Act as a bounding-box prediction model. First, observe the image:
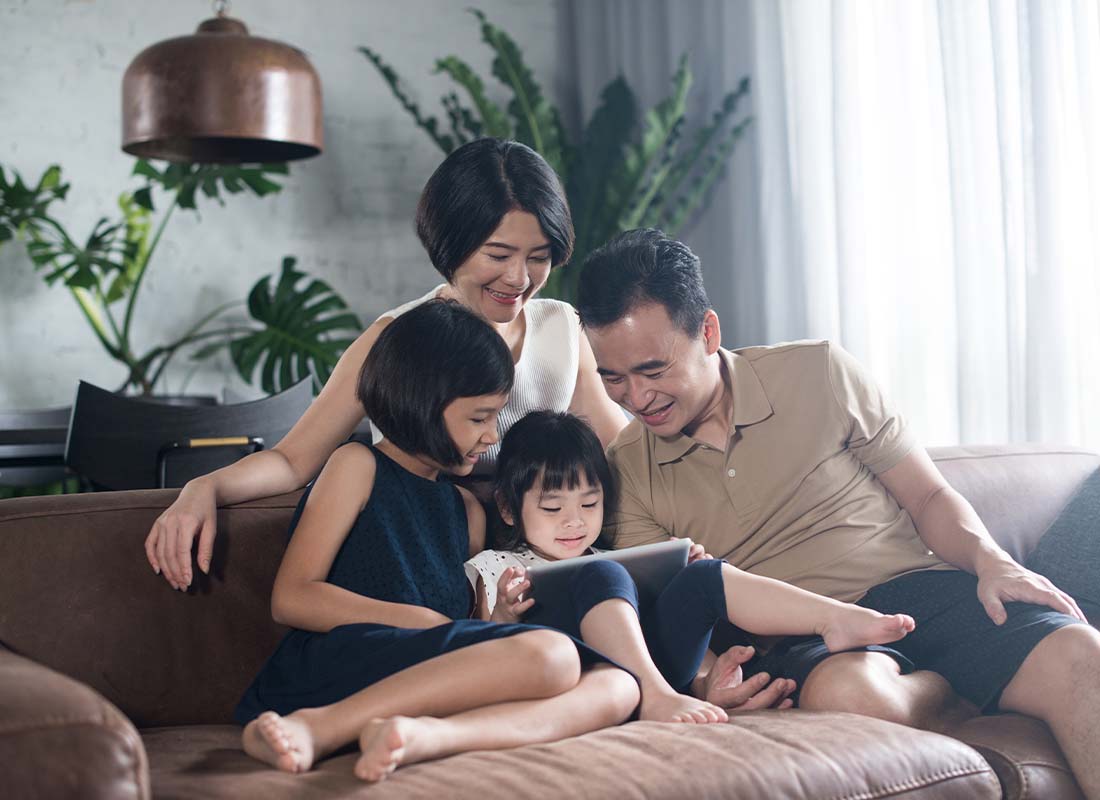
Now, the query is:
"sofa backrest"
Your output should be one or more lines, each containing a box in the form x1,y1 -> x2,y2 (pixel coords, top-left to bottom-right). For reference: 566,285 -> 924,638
0,444 -> 1095,727
0,488 -> 297,727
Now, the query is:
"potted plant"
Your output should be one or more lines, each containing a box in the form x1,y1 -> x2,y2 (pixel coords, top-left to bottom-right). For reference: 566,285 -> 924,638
361,8 -> 752,303
0,160 -> 361,397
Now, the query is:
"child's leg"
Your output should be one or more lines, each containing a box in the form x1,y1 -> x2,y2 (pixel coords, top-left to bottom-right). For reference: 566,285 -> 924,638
569,561 -> 727,724
647,560 -> 732,693
243,628 -> 584,773
715,562 -> 915,650
355,663 -> 639,782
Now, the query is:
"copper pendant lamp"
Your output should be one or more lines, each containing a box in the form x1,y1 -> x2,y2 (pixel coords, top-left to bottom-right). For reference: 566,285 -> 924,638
122,1 -> 322,163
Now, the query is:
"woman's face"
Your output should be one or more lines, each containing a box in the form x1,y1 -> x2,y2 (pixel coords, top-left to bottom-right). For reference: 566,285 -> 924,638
448,210 -> 553,325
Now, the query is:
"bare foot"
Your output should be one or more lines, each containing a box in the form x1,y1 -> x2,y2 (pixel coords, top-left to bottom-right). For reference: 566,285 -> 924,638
355,716 -> 448,782
640,689 -> 728,723
242,711 -> 317,773
821,607 -> 915,653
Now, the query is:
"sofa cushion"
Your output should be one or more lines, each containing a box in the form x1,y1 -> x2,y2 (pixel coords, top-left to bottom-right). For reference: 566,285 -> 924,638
1,648 -> 148,800
145,712 -> 999,800
952,714 -> 1085,800
929,445 -> 1099,563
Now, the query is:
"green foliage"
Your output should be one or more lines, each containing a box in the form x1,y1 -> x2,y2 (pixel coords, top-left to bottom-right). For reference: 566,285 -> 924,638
193,257 -> 362,395
360,9 -> 751,303
0,163 -> 69,246
0,160 -> 357,397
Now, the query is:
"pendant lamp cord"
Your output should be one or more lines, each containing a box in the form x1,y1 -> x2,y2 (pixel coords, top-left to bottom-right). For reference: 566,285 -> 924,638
213,0 -> 229,17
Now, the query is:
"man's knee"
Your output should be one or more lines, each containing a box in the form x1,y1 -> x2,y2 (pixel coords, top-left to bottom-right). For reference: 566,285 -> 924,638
1001,624 -> 1100,718
799,652 -> 922,727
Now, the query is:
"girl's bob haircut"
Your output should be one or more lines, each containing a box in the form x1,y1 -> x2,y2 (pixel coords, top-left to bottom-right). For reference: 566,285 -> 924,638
357,299 -> 514,467
493,411 -> 617,551
415,138 -> 575,280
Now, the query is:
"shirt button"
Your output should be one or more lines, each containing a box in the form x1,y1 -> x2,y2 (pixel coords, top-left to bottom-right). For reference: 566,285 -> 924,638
727,468 -> 737,478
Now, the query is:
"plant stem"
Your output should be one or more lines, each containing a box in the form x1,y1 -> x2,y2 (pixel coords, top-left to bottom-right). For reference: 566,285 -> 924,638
122,196 -> 176,346
144,325 -> 252,390
69,286 -> 123,360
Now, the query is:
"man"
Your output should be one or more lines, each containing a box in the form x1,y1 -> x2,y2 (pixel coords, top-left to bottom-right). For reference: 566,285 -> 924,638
575,228 -> 1099,798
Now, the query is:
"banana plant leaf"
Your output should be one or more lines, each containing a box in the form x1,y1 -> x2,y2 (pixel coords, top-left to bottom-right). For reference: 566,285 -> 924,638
471,9 -> 566,174
216,257 -> 363,395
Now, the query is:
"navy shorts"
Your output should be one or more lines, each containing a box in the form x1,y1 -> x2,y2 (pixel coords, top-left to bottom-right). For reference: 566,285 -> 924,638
713,569 -> 1083,710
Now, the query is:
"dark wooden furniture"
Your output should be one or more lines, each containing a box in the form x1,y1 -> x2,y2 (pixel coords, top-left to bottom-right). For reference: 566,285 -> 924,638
65,379 -> 312,489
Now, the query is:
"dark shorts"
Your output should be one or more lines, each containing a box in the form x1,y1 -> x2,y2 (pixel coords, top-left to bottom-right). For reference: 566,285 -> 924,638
713,569 -> 1083,711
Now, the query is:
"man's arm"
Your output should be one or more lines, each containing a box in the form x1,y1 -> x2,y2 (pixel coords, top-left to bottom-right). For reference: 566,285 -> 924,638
878,447 -> 1085,623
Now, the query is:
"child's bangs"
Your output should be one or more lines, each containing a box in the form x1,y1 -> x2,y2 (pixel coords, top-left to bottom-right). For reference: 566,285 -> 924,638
536,454 -> 604,496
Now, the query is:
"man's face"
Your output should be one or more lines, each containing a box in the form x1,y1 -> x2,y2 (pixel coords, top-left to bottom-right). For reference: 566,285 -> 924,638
586,302 -> 722,437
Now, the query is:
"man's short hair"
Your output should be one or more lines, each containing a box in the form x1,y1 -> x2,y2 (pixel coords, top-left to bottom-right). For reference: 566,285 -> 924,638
416,137 -> 575,281
575,227 -> 711,335
357,300 -> 514,466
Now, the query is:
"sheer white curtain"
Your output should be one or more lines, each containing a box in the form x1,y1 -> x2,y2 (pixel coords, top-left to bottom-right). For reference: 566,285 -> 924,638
567,0 -> 1100,448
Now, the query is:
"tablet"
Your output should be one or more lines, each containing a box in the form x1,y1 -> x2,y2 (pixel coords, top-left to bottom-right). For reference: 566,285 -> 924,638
526,538 -> 692,614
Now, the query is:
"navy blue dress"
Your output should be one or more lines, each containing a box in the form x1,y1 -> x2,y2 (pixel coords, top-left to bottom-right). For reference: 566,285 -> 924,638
235,441 -> 608,724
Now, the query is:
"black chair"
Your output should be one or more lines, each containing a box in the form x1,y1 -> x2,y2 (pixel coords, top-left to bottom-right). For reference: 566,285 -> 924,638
66,379 -> 313,490
0,406 -> 71,489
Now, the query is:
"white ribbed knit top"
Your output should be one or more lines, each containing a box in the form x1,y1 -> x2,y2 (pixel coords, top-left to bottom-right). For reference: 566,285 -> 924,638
370,284 -> 580,476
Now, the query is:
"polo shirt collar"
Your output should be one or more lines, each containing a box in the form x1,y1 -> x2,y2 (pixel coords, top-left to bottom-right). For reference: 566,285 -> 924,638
653,348 -> 774,465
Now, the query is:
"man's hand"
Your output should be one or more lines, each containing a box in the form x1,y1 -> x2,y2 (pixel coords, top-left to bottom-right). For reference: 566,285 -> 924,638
976,557 -> 1085,624
686,539 -> 714,563
490,566 -> 535,623
695,645 -> 795,712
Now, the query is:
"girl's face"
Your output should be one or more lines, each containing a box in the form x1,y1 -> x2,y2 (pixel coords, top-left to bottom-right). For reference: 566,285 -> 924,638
446,210 -> 553,325
509,475 -> 604,561
441,393 -> 509,476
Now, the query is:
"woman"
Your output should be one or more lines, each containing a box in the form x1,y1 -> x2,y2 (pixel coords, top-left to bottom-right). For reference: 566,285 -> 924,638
145,138 -> 626,590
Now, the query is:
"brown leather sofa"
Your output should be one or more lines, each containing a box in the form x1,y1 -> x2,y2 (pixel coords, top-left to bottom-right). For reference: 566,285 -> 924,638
0,444 -> 1094,799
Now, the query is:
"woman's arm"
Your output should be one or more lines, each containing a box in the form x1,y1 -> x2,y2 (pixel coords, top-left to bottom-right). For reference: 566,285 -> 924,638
271,443 -> 450,632
569,329 -> 628,447
146,316 -> 395,590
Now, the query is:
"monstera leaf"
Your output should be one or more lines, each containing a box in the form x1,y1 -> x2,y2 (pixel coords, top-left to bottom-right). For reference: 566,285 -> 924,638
215,257 -> 362,395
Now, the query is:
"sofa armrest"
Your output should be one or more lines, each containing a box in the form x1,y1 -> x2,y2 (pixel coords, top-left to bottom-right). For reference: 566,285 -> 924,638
0,646 -> 149,800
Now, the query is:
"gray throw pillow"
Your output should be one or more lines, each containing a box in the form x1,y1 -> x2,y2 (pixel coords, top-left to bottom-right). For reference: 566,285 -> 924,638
1026,467 -> 1100,625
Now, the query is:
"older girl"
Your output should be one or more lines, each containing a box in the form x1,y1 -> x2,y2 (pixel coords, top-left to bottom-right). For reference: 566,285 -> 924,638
238,302 -> 636,782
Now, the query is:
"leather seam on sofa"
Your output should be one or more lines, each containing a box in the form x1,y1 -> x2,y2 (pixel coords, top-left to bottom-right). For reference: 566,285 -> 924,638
823,764 -> 999,800
0,712 -> 129,737
932,451 -> 1095,463
0,503 -> 300,524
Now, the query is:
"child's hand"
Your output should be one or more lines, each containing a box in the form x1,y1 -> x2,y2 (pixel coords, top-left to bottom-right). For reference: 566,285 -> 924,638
491,566 -> 535,623
686,539 -> 714,563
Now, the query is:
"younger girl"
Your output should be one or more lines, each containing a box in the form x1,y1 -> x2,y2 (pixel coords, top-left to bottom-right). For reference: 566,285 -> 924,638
466,410 -> 917,723
236,302 -> 638,782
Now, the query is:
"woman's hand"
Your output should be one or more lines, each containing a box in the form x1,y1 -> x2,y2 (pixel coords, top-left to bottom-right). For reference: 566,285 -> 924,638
490,566 -> 535,623
145,478 -> 218,590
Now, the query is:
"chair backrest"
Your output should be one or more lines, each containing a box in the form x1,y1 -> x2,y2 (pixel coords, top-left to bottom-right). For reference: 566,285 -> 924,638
65,380 -> 313,490
0,406 -> 71,488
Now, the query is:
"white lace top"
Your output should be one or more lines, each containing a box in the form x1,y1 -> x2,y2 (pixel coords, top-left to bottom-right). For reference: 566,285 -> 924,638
464,546 -> 604,615
371,285 -> 581,475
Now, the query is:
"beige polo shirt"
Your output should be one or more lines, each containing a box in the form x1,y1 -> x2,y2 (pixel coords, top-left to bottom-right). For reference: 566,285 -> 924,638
606,341 -> 952,603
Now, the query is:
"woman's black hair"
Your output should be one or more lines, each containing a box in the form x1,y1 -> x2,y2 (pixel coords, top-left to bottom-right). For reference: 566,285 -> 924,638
493,411 -> 617,551
357,299 -> 513,467
415,138 -> 575,280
